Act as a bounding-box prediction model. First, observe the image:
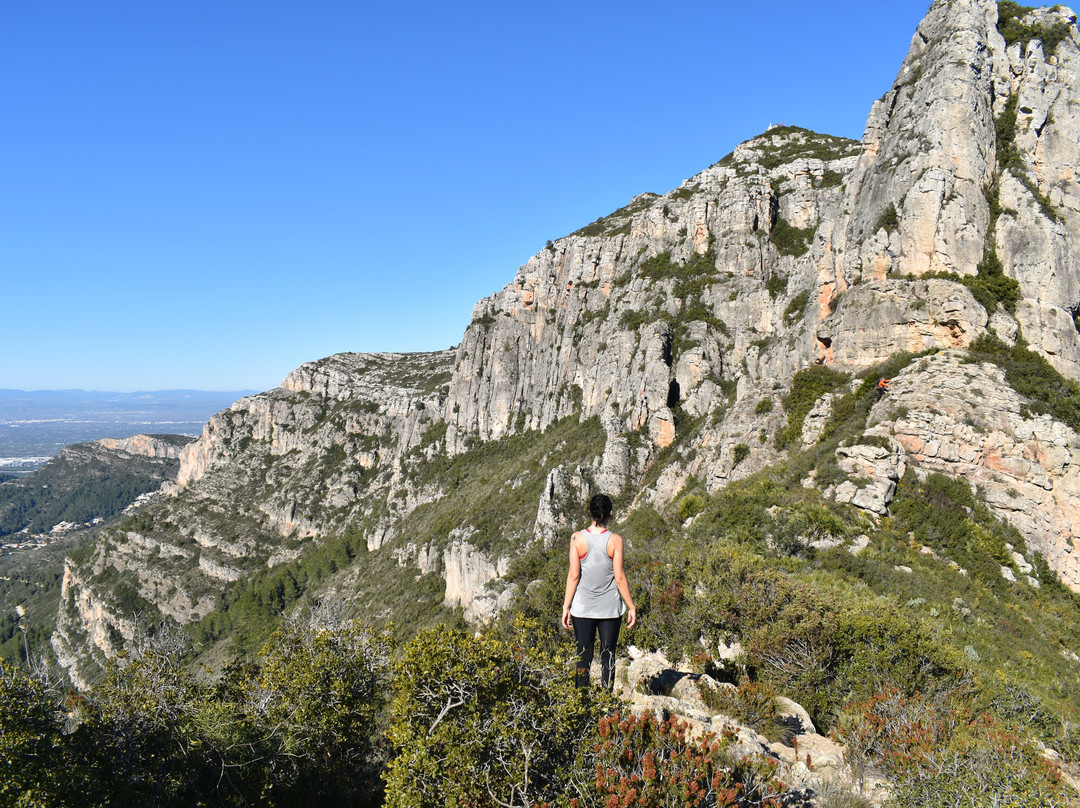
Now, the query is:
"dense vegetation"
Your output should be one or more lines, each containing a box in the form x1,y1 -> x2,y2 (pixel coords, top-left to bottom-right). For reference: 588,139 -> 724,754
0,442 -> 184,537
725,126 -> 861,170
774,365 -> 851,449
968,331 -> 1080,431
6,448 -> 1078,807
769,217 -> 815,258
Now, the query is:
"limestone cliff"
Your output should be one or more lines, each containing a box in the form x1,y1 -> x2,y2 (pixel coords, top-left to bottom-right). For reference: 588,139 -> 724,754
834,0 -> 1080,375
870,350 -> 1080,590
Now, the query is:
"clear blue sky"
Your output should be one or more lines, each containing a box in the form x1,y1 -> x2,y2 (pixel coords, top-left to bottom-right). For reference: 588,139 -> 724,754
2,0 -> 930,392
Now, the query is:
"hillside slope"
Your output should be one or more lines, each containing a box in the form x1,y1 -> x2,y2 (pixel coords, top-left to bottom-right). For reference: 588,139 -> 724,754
0,434 -> 192,540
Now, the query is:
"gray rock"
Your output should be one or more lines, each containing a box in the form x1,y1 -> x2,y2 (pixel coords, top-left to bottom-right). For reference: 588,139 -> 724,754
776,695 -> 817,736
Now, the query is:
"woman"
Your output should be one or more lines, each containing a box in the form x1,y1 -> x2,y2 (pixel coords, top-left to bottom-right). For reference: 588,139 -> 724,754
561,494 -> 636,688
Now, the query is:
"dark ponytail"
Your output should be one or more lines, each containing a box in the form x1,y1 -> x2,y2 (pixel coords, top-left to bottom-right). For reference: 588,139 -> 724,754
588,494 -> 613,526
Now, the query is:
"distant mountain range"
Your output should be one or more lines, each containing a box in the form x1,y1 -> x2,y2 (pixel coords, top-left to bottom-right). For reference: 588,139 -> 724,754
0,388 -> 255,463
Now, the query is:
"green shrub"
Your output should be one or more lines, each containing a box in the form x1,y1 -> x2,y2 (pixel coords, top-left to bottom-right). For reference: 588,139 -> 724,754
384,620 -> 615,808
0,658 -> 96,805
820,169 -> 845,188
838,682 -> 1071,806
775,366 -> 851,449
733,443 -> 751,464
698,677 -> 787,742
998,1 -> 1073,58
248,617 -> 392,804
619,307 -> 663,330
874,203 -> 899,233
889,471 -> 1019,590
755,398 -> 774,415
968,332 -> 1080,432
570,193 -> 658,238
751,126 -> 861,169
676,492 -> 706,521
765,274 -> 789,299
783,290 -> 810,322
769,218 -> 815,257
470,312 -> 496,329
639,246 -> 718,288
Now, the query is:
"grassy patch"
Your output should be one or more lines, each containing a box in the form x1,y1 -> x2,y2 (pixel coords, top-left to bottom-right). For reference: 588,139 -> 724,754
874,203 -> 899,234
570,193 -> 658,238
752,127 -> 862,169
765,274 -> 789,299
783,290 -> 810,322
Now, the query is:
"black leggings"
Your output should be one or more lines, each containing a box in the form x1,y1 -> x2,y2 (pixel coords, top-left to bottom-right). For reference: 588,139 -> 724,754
571,615 -> 621,688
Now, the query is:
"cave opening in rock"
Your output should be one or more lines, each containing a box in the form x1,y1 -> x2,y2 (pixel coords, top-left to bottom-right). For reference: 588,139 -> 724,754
667,380 -> 681,408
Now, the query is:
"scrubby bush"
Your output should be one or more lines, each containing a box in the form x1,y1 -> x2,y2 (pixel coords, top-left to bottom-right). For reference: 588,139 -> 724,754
775,366 -> 851,449
244,611 -> 393,805
783,290 -> 810,322
732,569 -> 962,726
890,470 -> 1027,591
769,218 -> 815,257
874,203 -> 899,233
384,619 -> 615,808
969,332 -> 1080,432
0,658 -> 100,806
0,609 -> 393,808
998,1 -> 1073,58
676,492 -> 707,521
698,678 -> 787,743
578,711 -> 785,808
838,682 -> 1072,807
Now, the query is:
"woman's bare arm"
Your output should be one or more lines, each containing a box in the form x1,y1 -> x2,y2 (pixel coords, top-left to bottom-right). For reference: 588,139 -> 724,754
562,532 -> 582,630
608,532 -> 636,628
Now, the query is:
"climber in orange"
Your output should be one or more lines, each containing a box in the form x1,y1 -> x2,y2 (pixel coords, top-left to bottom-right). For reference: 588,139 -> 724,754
876,378 -> 890,400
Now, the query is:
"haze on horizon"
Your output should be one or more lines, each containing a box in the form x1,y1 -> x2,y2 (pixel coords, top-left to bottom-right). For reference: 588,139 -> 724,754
1,0 -> 932,394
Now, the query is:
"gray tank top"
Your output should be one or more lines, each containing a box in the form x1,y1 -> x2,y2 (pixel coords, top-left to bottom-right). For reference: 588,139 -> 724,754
569,528 -> 625,619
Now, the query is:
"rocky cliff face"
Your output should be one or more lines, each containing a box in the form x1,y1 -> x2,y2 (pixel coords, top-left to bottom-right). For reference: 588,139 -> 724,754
445,126 -> 861,453
834,0 -> 1080,375
95,434 -> 190,460
57,351 -> 455,642
51,0 -> 1080,678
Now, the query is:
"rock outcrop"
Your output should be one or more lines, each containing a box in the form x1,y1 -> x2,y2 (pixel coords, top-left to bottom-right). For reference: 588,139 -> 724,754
869,350 -> 1080,589
95,434 -> 190,460
0,434 -> 194,540
611,651 -> 883,807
